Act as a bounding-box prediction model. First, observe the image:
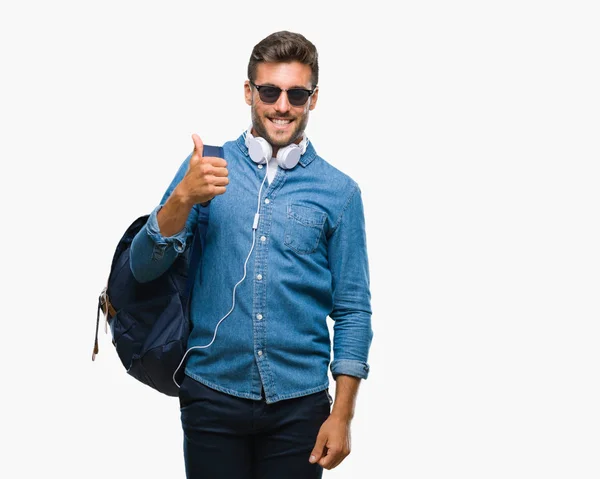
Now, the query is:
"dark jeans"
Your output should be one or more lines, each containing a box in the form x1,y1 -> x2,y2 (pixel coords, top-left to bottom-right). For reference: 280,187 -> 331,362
179,376 -> 332,479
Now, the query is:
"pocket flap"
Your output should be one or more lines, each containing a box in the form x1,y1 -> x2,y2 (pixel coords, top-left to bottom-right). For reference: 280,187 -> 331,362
287,203 -> 326,227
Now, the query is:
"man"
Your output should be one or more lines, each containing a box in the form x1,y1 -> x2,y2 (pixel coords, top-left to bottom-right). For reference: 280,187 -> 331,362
129,30 -> 373,478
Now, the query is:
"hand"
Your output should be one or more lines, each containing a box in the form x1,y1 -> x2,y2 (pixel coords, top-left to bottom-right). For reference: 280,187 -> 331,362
177,134 -> 229,205
309,414 -> 352,470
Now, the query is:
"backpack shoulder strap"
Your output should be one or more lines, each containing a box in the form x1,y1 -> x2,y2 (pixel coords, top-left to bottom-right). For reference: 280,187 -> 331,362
202,145 -> 225,158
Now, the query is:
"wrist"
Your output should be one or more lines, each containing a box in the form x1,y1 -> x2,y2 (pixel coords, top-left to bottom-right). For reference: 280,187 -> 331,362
330,408 -> 354,422
172,185 -> 194,208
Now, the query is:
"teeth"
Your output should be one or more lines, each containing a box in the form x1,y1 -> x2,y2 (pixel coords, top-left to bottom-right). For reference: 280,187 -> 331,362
272,119 -> 291,125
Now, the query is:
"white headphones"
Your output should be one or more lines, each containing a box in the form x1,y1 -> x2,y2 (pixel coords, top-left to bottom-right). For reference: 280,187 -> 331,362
244,126 -> 308,170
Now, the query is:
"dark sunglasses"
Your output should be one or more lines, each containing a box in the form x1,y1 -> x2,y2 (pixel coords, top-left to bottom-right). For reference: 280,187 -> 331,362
250,81 -> 316,107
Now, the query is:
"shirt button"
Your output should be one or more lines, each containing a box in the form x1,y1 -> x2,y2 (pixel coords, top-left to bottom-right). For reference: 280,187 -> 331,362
260,236 -> 266,242
256,274 -> 263,280
257,350 -> 263,356
256,313 -> 263,320
258,164 -> 263,169
264,198 -> 270,204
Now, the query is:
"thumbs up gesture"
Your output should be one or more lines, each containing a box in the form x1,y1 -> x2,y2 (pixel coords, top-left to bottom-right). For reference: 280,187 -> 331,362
177,134 -> 229,206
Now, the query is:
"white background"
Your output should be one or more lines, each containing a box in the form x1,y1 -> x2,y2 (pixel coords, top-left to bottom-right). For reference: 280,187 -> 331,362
1,1 -> 599,478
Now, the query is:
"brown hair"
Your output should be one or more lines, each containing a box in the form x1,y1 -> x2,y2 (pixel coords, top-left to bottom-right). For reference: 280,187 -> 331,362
247,31 -> 319,88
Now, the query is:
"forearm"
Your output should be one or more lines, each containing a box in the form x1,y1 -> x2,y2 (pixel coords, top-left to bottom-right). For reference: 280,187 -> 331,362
129,192 -> 199,283
157,186 -> 194,237
129,153 -> 201,283
128,206 -> 185,283
331,375 -> 361,421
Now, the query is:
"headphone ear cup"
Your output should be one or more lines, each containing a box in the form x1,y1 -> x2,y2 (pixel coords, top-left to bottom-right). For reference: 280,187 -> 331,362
247,136 -> 272,164
276,144 -> 301,169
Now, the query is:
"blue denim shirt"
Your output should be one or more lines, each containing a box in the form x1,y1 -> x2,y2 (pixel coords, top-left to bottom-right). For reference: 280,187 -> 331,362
129,133 -> 373,403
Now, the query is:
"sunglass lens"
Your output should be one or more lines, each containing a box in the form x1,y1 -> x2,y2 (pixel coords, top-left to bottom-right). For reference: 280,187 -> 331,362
287,89 -> 310,106
258,87 -> 281,103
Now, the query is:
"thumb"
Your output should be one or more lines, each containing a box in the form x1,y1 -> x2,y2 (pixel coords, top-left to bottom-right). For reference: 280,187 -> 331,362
191,133 -> 204,159
309,431 -> 327,464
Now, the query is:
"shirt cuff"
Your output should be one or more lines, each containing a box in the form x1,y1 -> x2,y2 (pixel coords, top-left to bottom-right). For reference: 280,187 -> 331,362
330,359 -> 370,380
145,204 -> 188,254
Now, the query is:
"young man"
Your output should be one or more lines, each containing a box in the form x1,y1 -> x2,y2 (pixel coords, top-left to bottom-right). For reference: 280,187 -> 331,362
129,31 -> 373,478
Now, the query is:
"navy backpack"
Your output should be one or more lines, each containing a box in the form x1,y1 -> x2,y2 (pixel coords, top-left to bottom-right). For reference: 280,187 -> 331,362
93,145 -> 223,397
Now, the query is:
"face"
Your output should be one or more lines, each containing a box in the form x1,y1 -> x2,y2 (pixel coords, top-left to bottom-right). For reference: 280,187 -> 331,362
244,61 -> 319,154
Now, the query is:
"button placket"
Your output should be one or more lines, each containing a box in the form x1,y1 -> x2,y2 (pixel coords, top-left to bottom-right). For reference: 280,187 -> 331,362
251,169 -> 286,402
253,196 -> 269,378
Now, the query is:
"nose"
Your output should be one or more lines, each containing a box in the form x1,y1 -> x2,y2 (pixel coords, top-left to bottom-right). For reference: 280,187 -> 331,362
274,90 -> 291,114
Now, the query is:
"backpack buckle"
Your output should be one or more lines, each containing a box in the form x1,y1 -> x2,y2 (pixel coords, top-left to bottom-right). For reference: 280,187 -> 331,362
99,287 -> 116,320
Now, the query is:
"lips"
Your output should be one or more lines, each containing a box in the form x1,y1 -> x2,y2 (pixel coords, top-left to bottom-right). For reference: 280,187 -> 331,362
269,118 -> 293,130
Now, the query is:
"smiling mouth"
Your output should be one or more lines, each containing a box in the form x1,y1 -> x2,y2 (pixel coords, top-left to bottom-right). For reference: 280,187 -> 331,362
269,118 -> 293,129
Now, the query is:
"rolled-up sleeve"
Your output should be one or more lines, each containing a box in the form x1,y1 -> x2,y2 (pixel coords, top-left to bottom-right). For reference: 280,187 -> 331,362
145,203 -> 190,254
328,184 -> 373,380
129,153 -> 201,283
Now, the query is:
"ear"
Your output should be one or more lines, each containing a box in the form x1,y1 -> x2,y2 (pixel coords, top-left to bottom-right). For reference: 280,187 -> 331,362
308,87 -> 319,111
244,81 -> 253,106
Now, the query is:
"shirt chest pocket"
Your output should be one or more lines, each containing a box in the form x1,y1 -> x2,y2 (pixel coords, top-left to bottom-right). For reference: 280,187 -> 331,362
284,204 -> 327,255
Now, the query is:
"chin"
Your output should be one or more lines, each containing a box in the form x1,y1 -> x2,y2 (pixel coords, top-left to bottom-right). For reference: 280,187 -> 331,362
269,132 -> 295,147
266,124 -> 301,146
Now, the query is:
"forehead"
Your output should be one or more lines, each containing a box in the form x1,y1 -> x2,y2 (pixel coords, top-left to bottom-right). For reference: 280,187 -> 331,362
255,61 -> 312,89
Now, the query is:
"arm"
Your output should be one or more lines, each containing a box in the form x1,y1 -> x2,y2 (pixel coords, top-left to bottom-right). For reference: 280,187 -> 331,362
328,184 -> 373,379
129,135 -> 228,283
156,188 -> 196,237
129,153 -> 200,283
309,184 -> 373,470
331,374 -> 361,421
309,375 -> 360,469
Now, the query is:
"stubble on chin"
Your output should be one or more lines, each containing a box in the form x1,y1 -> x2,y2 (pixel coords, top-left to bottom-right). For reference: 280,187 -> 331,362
251,108 -> 308,148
